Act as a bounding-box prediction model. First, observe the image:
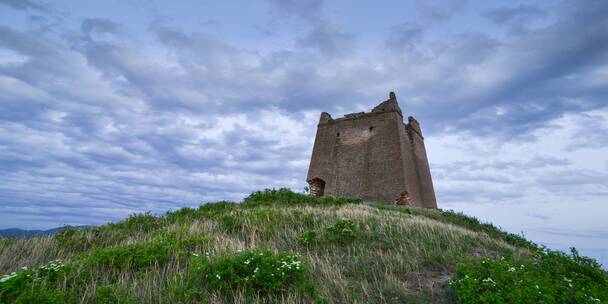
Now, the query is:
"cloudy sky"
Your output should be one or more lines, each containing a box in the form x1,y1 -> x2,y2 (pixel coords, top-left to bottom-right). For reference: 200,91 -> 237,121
1,0 -> 607,265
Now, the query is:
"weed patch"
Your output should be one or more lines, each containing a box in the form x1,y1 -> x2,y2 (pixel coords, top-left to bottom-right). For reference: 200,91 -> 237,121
111,212 -> 161,233
190,249 -> 313,295
323,219 -> 358,244
165,207 -> 198,223
243,188 -> 362,206
0,260 -> 70,303
198,201 -> 237,215
298,230 -> 318,245
244,188 -> 317,205
450,248 -> 608,303
85,241 -> 172,270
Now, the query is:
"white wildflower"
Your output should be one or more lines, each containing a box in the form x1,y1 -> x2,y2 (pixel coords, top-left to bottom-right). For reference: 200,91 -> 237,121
216,274 -> 221,279
0,272 -> 19,283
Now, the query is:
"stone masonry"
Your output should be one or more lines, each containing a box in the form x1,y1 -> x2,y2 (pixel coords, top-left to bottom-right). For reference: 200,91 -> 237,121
306,92 -> 437,208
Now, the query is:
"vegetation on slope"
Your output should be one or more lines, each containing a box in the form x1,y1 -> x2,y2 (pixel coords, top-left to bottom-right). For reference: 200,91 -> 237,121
0,188 -> 606,303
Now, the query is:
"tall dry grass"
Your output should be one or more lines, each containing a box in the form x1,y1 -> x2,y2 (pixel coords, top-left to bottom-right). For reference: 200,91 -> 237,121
0,202 -> 529,303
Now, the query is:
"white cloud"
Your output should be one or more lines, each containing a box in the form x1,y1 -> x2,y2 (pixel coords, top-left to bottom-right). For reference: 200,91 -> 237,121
0,0 -> 607,266
429,107 -> 608,267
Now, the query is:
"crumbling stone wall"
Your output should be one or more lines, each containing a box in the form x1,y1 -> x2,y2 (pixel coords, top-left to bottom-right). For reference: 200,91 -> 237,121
308,178 -> 325,197
306,92 -> 437,208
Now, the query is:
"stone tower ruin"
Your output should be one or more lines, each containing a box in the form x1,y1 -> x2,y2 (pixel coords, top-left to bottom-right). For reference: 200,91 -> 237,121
306,92 -> 437,208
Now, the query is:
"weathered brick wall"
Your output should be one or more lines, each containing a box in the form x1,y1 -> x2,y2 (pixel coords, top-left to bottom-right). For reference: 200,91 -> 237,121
406,117 -> 437,208
398,120 -> 424,206
306,93 -> 437,208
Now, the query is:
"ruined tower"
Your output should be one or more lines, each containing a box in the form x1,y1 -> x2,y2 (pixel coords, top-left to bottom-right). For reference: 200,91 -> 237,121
306,92 -> 437,208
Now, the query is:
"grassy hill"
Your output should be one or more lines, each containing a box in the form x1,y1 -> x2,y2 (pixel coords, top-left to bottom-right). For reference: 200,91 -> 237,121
0,189 -> 606,303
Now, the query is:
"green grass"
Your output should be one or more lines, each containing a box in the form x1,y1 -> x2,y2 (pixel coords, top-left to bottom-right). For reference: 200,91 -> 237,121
0,188 -> 605,303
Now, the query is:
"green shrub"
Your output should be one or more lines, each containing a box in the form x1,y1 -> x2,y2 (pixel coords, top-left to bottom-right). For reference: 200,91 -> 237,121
450,248 -> 608,304
0,260 -> 71,303
198,201 -> 237,216
111,212 -> 161,233
85,241 -> 171,270
152,229 -> 213,253
323,219 -> 358,244
244,188 -> 317,205
298,230 -> 318,245
190,249 -> 311,294
179,235 -> 212,252
1,270 -> 35,302
165,202 -> 238,223
165,207 -> 198,223
297,219 -> 358,246
243,188 -> 362,206
4,285 -> 70,304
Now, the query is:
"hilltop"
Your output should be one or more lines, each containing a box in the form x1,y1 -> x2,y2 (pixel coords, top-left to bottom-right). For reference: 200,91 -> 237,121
0,189 -> 606,303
